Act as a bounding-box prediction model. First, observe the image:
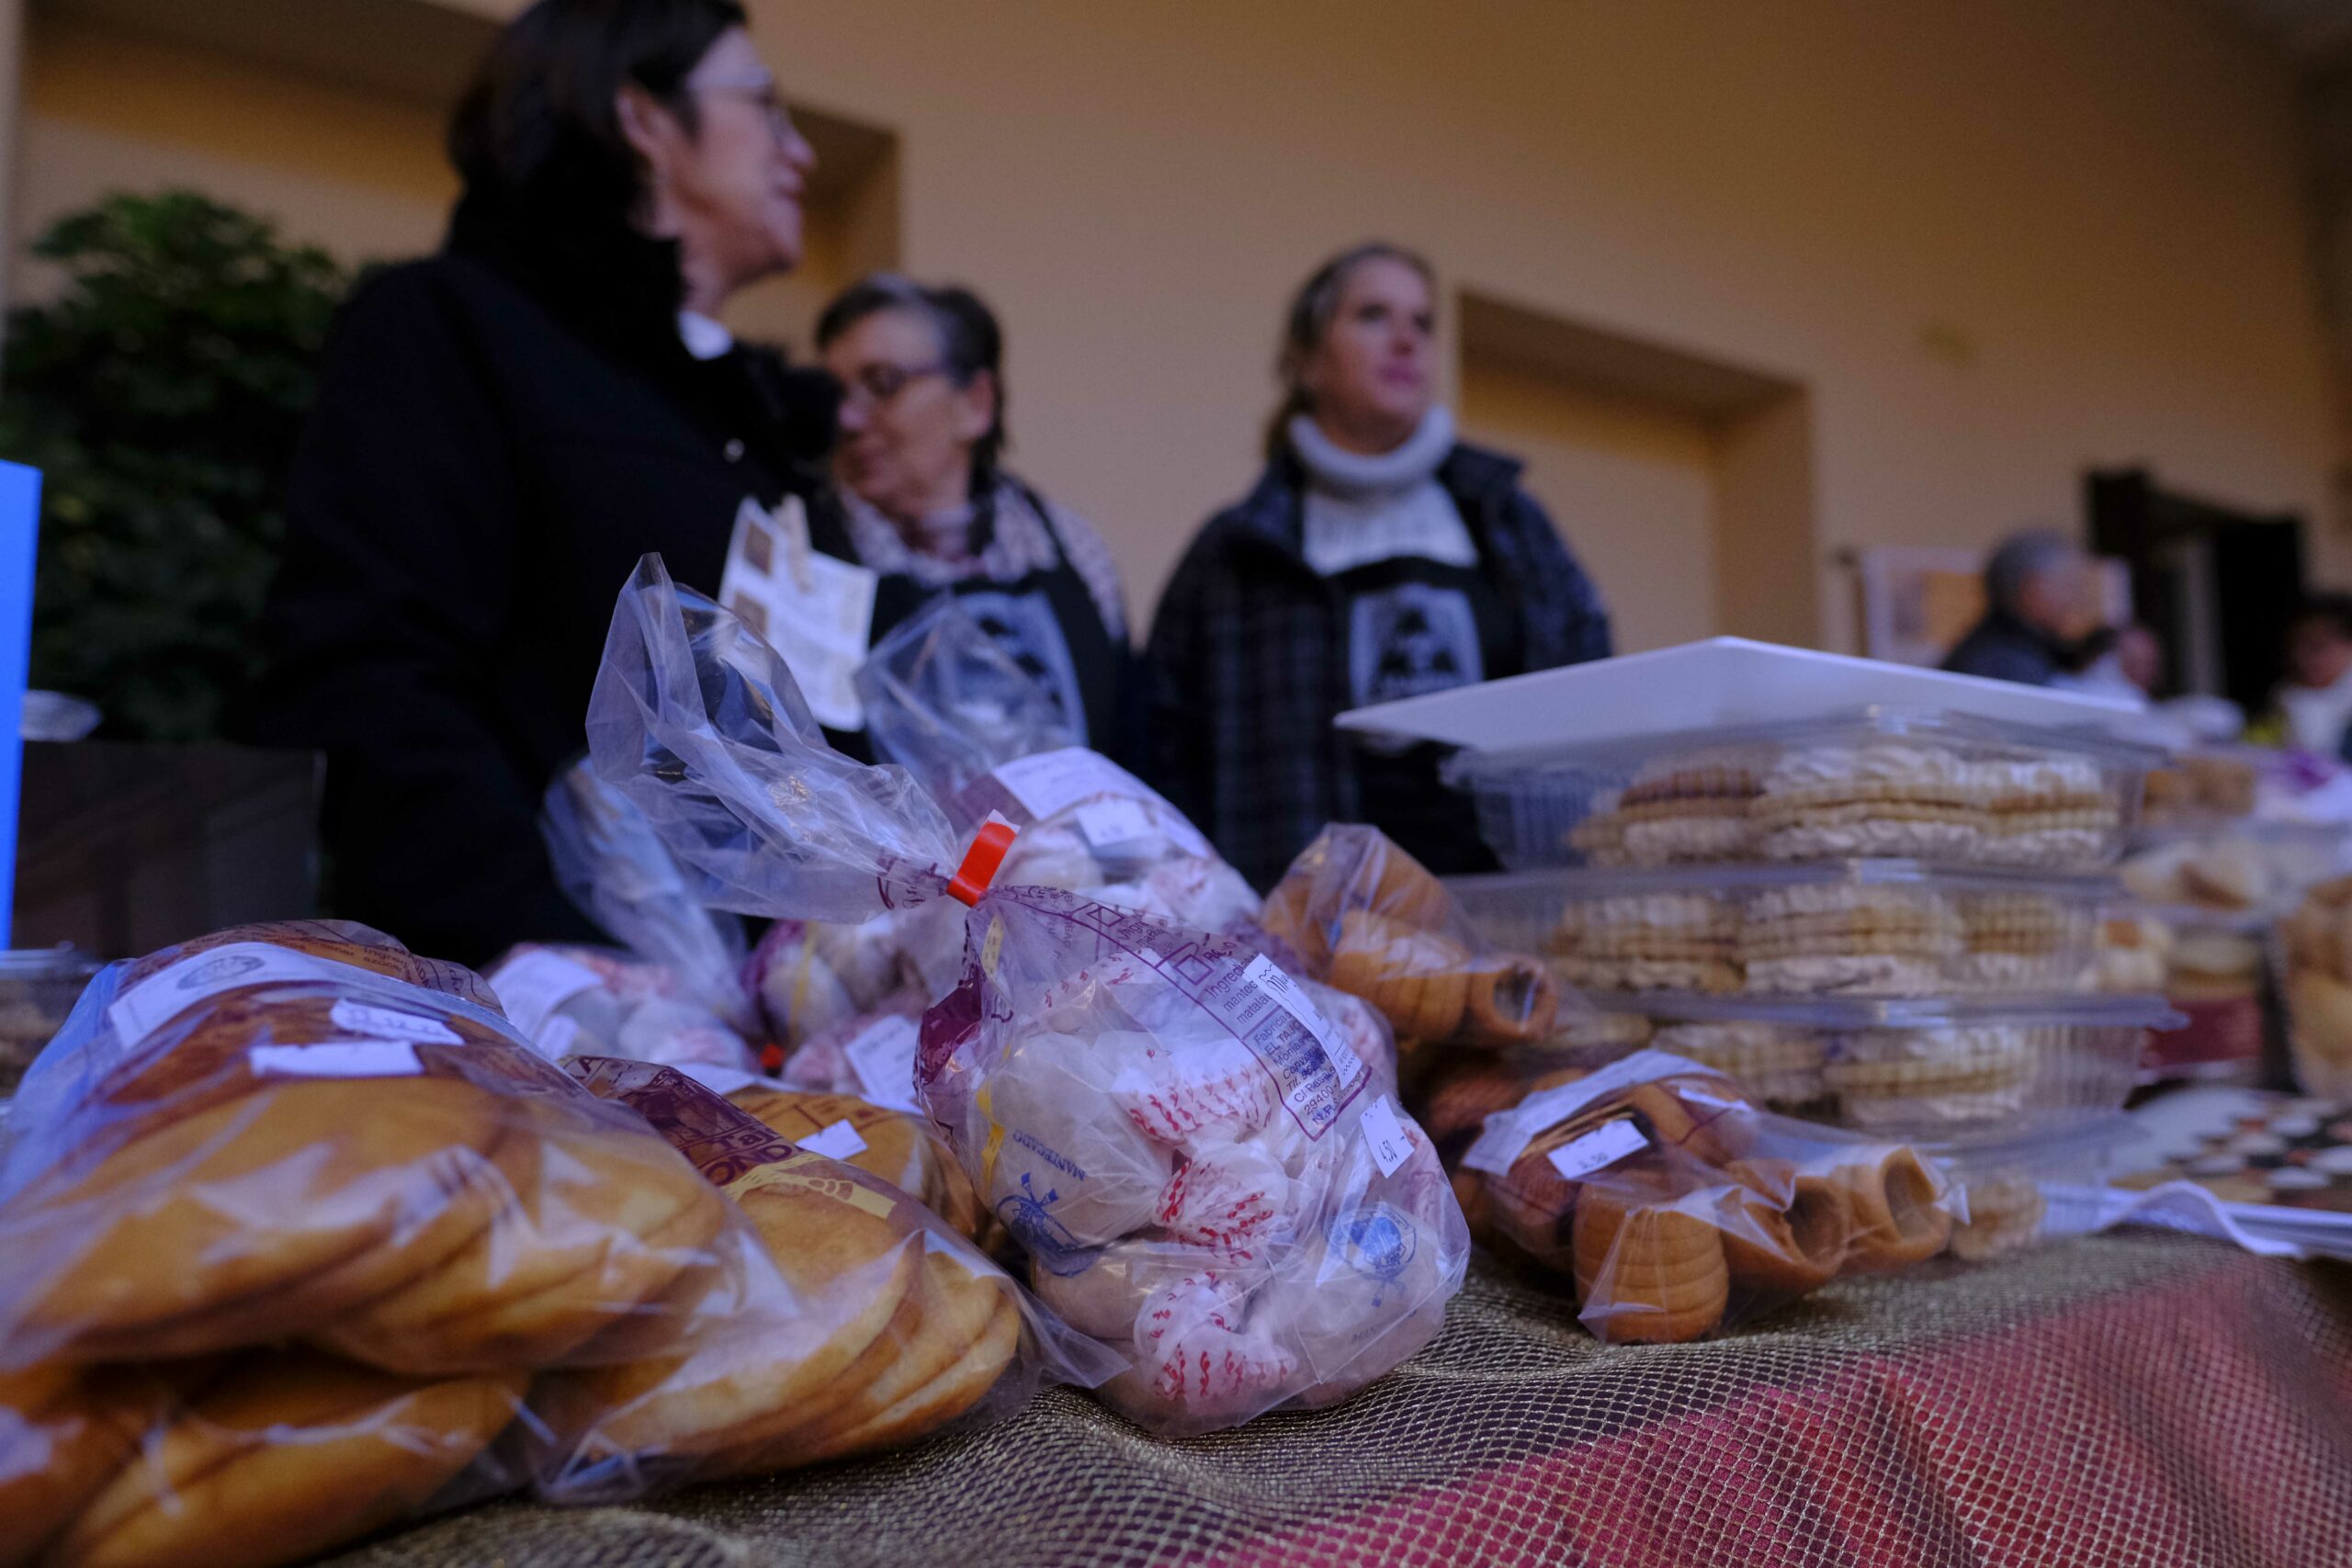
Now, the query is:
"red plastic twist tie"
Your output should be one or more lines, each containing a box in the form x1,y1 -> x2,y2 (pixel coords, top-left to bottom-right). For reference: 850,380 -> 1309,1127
947,819 -> 1017,907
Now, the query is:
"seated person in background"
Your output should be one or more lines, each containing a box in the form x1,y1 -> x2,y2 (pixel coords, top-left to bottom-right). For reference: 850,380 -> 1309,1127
2053,621 -> 2162,703
812,275 -> 1136,762
1145,242 -> 1611,889
2254,594 -> 2352,759
1940,529 -> 2099,687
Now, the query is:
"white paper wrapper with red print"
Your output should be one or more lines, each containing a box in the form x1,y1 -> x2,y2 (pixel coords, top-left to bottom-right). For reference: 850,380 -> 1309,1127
586,557 -> 1468,1435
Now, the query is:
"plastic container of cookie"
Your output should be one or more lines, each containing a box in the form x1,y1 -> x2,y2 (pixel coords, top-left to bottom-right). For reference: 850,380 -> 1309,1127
1549,990 -> 2181,1146
1440,707 -> 2164,874
1445,862 -> 2117,998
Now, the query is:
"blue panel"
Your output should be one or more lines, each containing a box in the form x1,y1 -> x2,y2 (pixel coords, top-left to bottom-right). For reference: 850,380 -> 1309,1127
0,462 -> 42,949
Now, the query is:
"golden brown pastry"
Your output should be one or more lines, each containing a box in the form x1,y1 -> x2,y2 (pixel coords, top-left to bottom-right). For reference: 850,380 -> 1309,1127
6,1077 -> 516,1364
46,1351 -> 521,1568
726,1086 -> 983,1240
0,1362 -> 183,1568
1837,1148 -> 1952,1269
1458,957 -> 1561,1046
1327,911 -> 1471,1043
1570,1185 -> 1729,1345
1713,1160 -> 1847,1294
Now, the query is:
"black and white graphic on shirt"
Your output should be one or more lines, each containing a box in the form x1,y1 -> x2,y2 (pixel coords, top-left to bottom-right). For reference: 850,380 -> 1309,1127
1348,582 -> 1484,707
954,587 -> 1091,745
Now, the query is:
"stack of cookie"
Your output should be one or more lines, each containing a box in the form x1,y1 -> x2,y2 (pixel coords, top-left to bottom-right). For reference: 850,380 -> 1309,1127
1442,710 -> 2179,1258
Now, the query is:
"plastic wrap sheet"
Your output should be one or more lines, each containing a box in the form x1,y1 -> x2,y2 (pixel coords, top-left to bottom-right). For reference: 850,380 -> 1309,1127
317,1235 -> 2352,1568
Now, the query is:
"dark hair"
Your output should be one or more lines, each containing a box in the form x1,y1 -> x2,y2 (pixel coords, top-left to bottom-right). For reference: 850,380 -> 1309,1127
2290,592 -> 2352,643
816,273 -> 1010,487
1264,241 -> 1435,459
448,0 -> 746,229
1982,527 -> 2081,617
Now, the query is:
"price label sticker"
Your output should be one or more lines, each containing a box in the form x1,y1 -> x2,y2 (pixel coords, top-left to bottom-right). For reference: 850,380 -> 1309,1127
249,1042 -> 423,1079
1546,1119 -> 1648,1181
1359,1094 -> 1414,1178
489,950 -> 603,1040
330,999 -> 462,1046
1076,798 -> 1156,851
845,1015 -> 922,1113
799,1119 -> 870,1161
1241,953 -> 1365,1086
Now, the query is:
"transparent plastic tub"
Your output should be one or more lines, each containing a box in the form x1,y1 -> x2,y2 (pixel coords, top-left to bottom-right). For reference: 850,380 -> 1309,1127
0,945 -> 101,1098
1933,1119 -> 2131,1261
1440,707 -> 2162,874
2278,874 -> 2352,1097
2095,904 -> 2271,1085
2117,820 -> 2351,919
1546,990 -> 2177,1147
1446,863 -> 2118,998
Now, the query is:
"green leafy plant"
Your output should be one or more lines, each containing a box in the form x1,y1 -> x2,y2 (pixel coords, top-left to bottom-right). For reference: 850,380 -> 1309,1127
0,190 -> 348,741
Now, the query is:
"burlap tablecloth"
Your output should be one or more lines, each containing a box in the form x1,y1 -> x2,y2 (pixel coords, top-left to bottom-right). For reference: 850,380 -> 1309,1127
327,1233 -> 2352,1568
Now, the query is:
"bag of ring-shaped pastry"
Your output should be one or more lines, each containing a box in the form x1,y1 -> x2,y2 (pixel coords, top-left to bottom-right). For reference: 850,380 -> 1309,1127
0,920 -> 1108,1568
1433,1048 -> 1964,1344
1261,823 -> 1578,1058
590,556 -> 1470,1435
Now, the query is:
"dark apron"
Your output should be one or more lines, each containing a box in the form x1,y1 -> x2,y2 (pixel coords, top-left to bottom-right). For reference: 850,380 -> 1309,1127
1330,547 -> 1521,876
807,482 -> 1122,761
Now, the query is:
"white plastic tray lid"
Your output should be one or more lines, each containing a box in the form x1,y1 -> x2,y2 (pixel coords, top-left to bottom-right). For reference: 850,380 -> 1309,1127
1335,637 -> 2143,750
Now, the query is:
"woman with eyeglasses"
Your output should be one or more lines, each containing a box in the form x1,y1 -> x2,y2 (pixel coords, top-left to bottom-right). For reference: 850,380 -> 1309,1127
808,275 -> 1134,759
256,0 -> 831,964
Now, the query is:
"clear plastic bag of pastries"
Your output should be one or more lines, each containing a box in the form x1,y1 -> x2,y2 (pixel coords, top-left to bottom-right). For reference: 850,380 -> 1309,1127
537,1057 -> 1114,1497
0,921 -> 772,1379
1449,1049 -> 1963,1344
2,1349 -> 526,1568
719,1081 -> 986,1242
854,593 -> 1264,937
1261,825 -> 1568,1055
584,557 -> 1469,1436
0,921 -> 809,1566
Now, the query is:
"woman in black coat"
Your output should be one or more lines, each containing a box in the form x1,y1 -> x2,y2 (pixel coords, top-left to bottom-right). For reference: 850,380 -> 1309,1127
257,0 -> 831,964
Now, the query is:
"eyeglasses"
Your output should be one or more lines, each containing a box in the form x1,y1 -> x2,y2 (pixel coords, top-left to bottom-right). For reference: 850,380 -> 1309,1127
686,73 -> 797,147
838,361 -> 953,408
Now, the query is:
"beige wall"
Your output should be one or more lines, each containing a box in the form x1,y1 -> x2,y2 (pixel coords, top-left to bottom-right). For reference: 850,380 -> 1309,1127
1458,361 -> 1718,653
11,0 -> 2339,655
13,17 -> 454,291
730,0 -> 2337,649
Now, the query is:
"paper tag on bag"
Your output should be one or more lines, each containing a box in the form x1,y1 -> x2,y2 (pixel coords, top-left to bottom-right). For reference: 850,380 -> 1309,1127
1360,1095 -> 1413,1178
1241,953 -> 1365,1086
329,998 -> 463,1046
1462,1048 -> 1719,1175
107,942 -> 365,1044
534,1015 -> 581,1061
249,1042 -> 422,1079
1545,1119 -> 1648,1181
798,1119 -> 870,1160
1076,797 -> 1156,851
718,495 -> 877,732
844,1014 -> 923,1113
987,749 -> 1213,857
488,950 -> 603,1040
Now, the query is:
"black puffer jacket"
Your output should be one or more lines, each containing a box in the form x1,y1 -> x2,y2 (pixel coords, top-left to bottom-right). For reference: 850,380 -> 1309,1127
254,196 -> 839,965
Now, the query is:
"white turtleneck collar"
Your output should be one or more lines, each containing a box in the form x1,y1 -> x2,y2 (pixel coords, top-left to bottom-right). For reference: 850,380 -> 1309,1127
1288,406 -> 1476,576
1288,405 -> 1455,498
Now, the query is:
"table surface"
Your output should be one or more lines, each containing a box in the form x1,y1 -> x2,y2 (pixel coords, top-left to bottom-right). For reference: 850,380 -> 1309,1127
327,1233 -> 2352,1568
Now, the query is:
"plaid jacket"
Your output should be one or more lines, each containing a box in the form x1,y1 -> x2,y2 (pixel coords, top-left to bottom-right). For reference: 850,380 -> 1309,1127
1144,442 -> 1611,890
